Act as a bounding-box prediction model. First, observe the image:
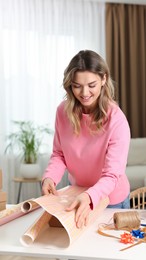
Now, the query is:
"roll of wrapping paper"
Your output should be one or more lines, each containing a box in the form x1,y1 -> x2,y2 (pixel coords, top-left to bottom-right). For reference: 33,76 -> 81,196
0,199 -> 40,226
113,211 -> 141,229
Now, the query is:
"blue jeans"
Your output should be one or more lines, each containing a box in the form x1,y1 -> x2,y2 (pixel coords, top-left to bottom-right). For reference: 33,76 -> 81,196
107,195 -> 130,209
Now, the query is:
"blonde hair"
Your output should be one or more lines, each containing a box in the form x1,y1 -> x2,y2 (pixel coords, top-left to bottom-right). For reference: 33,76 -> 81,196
63,50 -> 115,134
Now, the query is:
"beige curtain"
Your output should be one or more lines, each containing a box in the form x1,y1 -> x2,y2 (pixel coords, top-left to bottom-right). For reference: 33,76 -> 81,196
106,3 -> 146,137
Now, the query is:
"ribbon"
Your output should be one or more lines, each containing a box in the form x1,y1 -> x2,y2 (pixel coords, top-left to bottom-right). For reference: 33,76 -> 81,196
120,232 -> 134,244
131,229 -> 145,239
97,223 -> 146,250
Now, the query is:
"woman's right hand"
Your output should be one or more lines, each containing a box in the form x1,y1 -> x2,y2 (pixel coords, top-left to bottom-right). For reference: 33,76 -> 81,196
42,178 -> 58,195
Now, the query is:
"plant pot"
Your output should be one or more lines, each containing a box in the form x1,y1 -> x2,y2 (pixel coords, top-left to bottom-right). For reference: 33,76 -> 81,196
20,163 -> 41,179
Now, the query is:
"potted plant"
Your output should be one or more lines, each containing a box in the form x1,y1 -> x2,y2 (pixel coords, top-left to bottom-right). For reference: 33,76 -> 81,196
5,121 -> 53,178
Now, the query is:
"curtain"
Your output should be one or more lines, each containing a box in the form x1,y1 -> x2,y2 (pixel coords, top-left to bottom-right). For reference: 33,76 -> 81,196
106,3 -> 146,138
0,0 -> 106,203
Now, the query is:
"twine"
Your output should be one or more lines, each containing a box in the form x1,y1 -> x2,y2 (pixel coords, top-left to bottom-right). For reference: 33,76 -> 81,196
113,211 -> 141,230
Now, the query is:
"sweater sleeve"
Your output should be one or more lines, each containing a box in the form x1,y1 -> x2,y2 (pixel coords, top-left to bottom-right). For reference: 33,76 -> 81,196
86,114 -> 131,209
42,107 -> 67,185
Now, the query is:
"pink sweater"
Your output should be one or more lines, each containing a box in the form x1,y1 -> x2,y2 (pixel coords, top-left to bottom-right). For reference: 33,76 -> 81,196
43,101 -> 130,208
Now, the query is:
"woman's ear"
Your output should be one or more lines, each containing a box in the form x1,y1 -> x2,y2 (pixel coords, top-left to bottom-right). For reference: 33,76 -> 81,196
102,74 -> 106,86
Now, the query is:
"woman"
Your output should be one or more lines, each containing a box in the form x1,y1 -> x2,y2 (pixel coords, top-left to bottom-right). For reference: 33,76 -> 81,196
42,50 -> 131,228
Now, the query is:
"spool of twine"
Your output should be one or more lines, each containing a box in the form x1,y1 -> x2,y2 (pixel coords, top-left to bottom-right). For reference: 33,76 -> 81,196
113,211 -> 141,229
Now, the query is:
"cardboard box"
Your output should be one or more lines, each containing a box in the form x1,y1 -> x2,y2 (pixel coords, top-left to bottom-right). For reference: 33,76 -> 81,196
0,201 -> 6,211
0,170 -> 2,190
0,171 -> 7,211
0,191 -> 6,211
0,191 -> 7,202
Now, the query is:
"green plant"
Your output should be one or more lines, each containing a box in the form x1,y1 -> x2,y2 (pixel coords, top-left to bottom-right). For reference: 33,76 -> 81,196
5,121 -> 53,164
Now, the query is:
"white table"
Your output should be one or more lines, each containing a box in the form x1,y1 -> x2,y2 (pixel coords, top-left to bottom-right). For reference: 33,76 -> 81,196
0,207 -> 146,260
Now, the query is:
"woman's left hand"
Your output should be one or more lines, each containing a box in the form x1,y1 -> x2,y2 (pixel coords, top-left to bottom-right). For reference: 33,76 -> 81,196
66,192 -> 92,228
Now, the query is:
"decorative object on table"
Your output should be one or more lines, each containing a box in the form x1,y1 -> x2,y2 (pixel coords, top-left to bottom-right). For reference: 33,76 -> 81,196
97,210 -> 146,251
131,229 -> 145,239
5,121 -> 53,178
120,232 -> 134,244
113,211 -> 141,229
0,169 -> 7,211
120,230 -> 146,251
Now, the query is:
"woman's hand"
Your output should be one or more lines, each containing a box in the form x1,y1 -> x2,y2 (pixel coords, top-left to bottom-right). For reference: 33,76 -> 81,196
66,192 -> 92,228
42,178 -> 58,195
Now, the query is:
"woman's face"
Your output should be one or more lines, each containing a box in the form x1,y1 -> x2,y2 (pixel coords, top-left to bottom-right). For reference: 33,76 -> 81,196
71,71 -> 106,113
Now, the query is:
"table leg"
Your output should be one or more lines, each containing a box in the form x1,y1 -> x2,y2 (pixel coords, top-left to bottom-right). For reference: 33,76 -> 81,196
39,181 -> 42,193
17,182 -> 22,204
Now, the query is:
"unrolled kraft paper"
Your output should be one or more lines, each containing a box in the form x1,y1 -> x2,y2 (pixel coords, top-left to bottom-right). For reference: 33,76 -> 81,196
20,185 -> 109,249
113,211 -> 141,229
